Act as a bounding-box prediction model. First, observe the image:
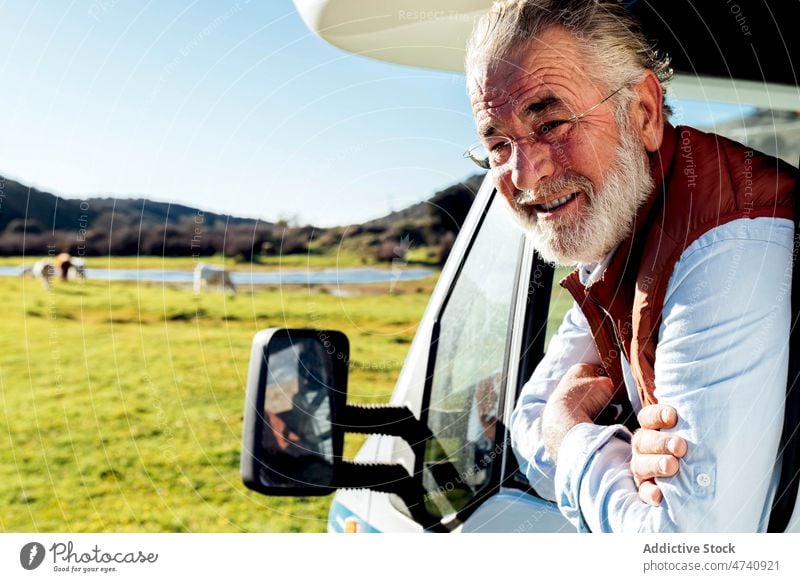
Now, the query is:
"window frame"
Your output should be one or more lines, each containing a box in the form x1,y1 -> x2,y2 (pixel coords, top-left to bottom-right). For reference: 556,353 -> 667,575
501,248 -> 555,495
414,189 -> 530,527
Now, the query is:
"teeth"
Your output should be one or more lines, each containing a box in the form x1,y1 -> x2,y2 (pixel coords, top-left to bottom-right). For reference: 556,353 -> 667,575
539,192 -> 577,211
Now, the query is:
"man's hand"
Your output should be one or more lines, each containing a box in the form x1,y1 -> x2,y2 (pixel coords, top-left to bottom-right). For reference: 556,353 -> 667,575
541,363 -> 615,461
631,404 -> 687,506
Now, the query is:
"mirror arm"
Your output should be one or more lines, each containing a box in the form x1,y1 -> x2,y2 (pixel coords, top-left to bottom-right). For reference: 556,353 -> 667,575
336,460 -> 447,532
336,406 -> 451,531
339,404 -> 431,446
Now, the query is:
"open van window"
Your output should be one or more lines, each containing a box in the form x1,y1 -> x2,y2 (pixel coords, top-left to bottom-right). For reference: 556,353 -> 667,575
419,193 -> 524,518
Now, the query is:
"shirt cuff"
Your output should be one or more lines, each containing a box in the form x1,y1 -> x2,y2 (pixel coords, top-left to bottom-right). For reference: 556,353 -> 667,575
554,422 -> 632,532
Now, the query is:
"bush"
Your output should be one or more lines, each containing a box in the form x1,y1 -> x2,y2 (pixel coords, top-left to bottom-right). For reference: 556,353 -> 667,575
277,228 -> 309,255
140,225 -> 188,256
0,231 -> 29,254
223,223 -> 275,261
386,223 -> 429,246
428,175 -> 482,233
225,233 -> 259,262
109,226 -> 142,255
438,231 -> 456,265
375,239 -> 408,263
5,218 -> 45,234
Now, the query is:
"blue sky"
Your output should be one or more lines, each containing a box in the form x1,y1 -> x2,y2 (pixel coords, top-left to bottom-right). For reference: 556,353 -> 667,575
0,0 -> 754,227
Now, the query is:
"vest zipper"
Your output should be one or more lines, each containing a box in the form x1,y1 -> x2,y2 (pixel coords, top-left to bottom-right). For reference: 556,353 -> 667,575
561,273 -> 629,369
561,272 -> 638,429
588,295 -> 630,365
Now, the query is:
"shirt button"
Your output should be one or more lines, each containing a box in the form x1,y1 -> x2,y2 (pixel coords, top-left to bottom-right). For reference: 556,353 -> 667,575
696,473 -> 712,487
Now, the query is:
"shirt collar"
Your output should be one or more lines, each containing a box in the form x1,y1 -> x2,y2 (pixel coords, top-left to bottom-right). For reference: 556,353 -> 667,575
578,244 -> 619,287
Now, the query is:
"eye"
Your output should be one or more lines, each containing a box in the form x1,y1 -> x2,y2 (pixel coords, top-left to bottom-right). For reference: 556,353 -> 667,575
537,118 -> 571,137
489,139 -> 512,153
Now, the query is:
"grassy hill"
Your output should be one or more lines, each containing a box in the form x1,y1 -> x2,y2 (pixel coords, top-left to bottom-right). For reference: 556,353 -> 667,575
0,173 -> 485,264
0,176 -> 265,235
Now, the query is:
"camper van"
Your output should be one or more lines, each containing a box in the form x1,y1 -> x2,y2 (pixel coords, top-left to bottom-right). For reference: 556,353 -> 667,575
241,0 -> 800,533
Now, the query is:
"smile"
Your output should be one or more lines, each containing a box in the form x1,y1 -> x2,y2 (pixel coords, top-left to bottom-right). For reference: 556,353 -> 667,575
535,192 -> 579,213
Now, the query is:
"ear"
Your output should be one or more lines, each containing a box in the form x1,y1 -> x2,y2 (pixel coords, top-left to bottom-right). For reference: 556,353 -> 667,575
631,70 -> 664,152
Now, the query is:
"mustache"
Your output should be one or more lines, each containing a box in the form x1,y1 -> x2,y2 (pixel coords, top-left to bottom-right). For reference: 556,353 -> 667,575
514,174 -> 594,206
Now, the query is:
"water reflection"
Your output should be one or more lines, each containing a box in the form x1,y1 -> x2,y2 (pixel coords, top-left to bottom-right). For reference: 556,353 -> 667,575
1,266 -> 433,285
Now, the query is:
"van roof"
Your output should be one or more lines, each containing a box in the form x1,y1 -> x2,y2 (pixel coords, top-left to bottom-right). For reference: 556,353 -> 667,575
294,0 -> 799,110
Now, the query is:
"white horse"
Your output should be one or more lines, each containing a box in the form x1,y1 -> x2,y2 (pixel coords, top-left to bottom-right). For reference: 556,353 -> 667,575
68,257 -> 87,280
31,259 -> 56,289
193,263 -> 236,294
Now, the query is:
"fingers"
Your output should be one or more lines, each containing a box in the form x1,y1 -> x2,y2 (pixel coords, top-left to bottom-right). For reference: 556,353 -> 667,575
631,427 -> 687,507
631,404 -> 685,509
632,428 -> 688,458
631,451 -> 680,484
637,403 -> 679,430
638,479 -> 663,506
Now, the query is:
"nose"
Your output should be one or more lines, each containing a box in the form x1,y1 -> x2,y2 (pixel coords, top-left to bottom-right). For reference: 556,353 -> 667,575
507,139 -> 556,192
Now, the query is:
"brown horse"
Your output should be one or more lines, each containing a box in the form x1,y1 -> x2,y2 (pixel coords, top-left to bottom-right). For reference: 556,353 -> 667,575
55,253 -> 73,281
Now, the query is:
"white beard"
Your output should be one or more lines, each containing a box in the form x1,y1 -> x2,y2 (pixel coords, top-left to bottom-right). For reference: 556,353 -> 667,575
507,121 -> 654,266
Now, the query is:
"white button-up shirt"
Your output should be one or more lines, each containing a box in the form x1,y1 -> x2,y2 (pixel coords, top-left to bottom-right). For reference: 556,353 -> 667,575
511,216 -> 794,532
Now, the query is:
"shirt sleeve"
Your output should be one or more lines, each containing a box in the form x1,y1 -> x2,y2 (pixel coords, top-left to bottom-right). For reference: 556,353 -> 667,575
510,300 -> 602,501
554,217 -> 793,532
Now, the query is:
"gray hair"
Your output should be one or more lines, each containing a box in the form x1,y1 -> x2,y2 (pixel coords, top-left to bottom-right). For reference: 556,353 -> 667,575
465,0 -> 673,116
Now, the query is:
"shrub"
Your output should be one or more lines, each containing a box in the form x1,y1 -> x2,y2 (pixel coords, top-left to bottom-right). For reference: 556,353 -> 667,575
375,239 -> 408,263
438,231 -> 456,265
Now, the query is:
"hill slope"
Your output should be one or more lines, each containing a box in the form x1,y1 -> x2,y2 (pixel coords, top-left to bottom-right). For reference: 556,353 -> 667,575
0,173 -> 485,259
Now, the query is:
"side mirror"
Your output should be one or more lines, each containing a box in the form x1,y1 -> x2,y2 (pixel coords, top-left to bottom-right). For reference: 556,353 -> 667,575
240,328 -> 448,530
240,329 -> 348,496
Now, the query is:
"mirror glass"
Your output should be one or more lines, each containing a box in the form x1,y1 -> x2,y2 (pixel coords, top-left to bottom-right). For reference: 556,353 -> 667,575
259,335 -> 335,488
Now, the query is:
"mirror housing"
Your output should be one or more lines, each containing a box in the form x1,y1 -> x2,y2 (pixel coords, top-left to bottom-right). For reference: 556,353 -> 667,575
240,328 -> 448,530
240,328 -> 349,497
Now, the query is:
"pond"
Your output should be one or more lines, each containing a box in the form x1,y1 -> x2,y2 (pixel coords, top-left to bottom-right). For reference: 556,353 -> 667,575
1,265 -> 434,285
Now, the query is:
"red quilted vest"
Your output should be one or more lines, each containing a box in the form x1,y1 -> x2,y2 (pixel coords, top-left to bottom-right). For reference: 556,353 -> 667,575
561,123 -> 797,412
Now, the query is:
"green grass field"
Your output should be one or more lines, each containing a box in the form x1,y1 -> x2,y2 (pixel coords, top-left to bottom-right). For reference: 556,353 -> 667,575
0,258 -> 571,533
0,259 -> 438,533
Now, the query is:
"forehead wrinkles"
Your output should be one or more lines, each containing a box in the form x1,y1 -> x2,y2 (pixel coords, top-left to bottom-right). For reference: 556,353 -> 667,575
471,65 -> 544,123
472,69 -> 571,129
469,27 -> 596,121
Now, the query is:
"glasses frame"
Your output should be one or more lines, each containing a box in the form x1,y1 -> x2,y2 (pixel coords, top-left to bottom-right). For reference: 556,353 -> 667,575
463,83 -> 628,170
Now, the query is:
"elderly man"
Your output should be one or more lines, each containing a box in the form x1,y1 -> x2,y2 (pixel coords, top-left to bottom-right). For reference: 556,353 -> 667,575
464,0 -> 797,531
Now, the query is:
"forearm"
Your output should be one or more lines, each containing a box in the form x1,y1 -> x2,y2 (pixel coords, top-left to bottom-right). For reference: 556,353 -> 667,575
555,423 -> 678,532
554,218 -> 792,532
511,381 -> 558,501
511,303 -> 603,500
554,389 -> 782,533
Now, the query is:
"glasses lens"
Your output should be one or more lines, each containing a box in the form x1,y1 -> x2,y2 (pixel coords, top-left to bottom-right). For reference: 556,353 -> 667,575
536,118 -> 575,145
464,144 -> 491,169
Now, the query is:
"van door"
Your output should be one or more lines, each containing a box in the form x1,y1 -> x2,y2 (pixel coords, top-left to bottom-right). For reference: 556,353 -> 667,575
344,185 -> 574,532
417,186 -> 581,532
416,190 -> 525,525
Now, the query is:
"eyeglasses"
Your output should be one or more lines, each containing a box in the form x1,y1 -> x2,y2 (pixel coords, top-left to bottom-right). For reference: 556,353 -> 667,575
463,84 -> 627,170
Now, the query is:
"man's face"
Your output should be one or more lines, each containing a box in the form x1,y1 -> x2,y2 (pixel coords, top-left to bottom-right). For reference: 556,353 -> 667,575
468,27 -> 652,265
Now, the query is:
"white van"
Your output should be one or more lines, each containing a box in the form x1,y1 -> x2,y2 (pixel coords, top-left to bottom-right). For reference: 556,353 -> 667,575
241,0 -> 800,533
